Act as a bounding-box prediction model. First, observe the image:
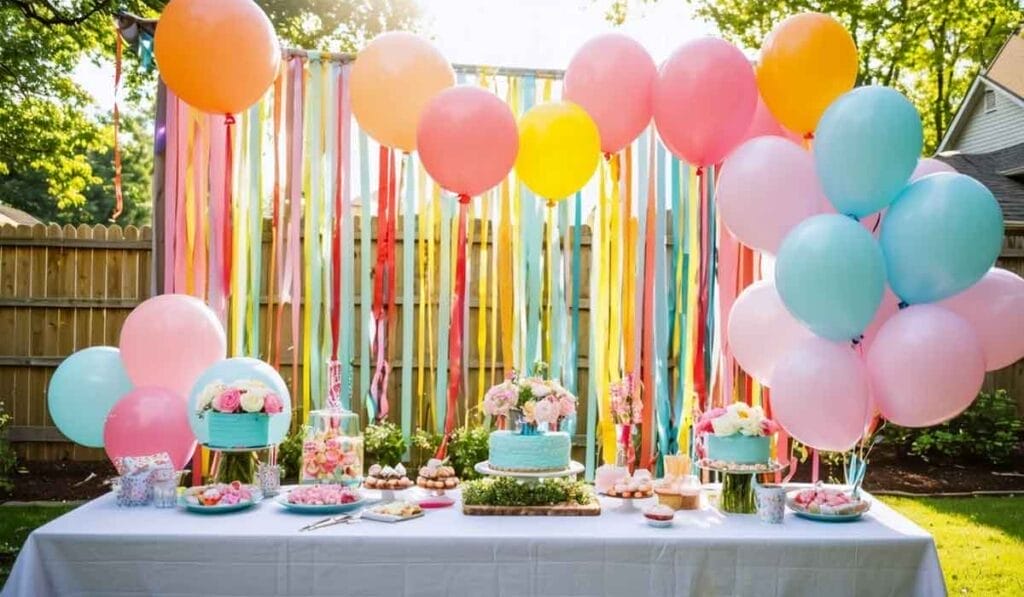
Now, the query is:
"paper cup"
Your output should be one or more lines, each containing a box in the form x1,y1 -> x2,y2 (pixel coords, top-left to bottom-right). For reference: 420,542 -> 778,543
754,484 -> 786,524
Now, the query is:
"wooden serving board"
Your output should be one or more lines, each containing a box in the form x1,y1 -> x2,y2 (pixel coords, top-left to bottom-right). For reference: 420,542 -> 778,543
462,501 -> 601,516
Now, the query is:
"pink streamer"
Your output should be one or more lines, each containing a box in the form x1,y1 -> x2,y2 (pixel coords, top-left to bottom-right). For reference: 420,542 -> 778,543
173,100 -> 189,293
162,89 -> 179,293
207,114 -> 228,324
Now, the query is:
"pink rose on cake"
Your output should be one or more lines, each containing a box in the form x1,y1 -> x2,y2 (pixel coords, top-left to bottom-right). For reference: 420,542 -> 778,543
263,393 -> 284,414
213,388 -> 242,413
196,378 -> 287,417
697,403 -> 775,437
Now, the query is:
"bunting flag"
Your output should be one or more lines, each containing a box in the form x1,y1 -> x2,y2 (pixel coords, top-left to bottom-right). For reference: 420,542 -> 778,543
157,55 -> 732,476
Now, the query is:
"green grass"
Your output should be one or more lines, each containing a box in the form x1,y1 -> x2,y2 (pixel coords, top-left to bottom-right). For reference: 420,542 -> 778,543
1,498 -> 1022,593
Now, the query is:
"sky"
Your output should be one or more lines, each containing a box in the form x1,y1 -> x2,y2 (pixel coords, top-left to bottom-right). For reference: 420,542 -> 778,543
75,0 -> 719,110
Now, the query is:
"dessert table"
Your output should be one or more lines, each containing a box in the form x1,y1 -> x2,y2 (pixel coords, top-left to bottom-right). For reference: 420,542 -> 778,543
2,489 -> 945,597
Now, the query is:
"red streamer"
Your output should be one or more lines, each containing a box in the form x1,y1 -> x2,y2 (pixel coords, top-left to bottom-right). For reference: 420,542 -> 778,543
330,69 -> 345,356
436,196 -> 471,458
370,148 -> 397,420
693,167 -> 709,413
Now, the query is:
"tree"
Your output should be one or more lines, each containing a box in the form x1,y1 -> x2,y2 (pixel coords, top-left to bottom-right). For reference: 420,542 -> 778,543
687,0 -> 1023,151
0,0 -> 420,225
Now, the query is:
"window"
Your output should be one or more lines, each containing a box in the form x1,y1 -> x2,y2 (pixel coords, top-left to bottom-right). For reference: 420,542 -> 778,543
984,89 -> 997,112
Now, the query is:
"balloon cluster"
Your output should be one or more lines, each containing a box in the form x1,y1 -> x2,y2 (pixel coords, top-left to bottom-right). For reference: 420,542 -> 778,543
48,295 -> 291,470
720,13 -> 1019,451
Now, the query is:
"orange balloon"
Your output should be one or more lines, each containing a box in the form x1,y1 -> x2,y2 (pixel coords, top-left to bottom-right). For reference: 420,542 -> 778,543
350,32 -> 455,152
756,12 -> 858,136
155,0 -> 280,115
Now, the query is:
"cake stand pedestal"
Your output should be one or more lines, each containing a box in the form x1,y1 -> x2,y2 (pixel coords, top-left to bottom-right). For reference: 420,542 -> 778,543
696,460 -> 786,514
599,493 -> 653,513
473,461 -> 585,481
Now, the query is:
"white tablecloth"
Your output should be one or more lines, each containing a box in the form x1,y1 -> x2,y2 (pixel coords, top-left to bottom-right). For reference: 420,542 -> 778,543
3,489 -> 945,597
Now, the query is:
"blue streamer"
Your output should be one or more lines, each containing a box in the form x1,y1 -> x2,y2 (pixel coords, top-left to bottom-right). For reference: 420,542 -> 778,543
400,157 -> 416,454
358,131 -> 373,416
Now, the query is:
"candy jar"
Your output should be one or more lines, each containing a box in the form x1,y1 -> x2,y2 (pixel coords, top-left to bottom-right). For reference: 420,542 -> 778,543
301,408 -> 363,486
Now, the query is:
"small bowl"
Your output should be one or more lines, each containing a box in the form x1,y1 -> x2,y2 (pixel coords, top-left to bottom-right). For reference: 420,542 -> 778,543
645,517 -> 673,528
643,505 -> 676,528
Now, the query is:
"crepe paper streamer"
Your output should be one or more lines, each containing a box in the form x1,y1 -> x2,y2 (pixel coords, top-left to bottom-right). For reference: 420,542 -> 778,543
162,89 -> 178,293
436,197 -> 472,458
497,78 -> 518,376
358,130 -> 372,417
400,156 -> 416,455
654,140 -> 672,471
476,186 -> 491,402
266,66 -> 284,367
434,187 -> 453,434
338,66 -> 355,408
570,190 -> 583,397
284,57 -> 305,404
520,76 -> 542,370
639,132 -> 657,471
369,147 -> 397,421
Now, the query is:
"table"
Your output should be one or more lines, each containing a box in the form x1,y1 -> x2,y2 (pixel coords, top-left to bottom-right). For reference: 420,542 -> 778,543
2,489 -> 945,597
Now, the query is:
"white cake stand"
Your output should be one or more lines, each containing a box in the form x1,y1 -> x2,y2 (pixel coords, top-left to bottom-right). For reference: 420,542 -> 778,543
474,460 -> 585,480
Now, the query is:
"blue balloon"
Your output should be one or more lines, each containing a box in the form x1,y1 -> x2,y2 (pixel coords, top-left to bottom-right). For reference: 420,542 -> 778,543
188,357 -> 292,446
776,214 -> 886,341
814,86 -> 923,218
881,172 -> 1004,304
48,346 -> 133,447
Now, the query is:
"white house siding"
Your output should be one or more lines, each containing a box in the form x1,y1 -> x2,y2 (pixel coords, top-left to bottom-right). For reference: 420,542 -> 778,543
948,84 -> 1024,153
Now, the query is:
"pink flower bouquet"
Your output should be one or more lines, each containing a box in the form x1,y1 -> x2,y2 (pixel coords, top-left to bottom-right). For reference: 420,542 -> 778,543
481,367 -> 577,432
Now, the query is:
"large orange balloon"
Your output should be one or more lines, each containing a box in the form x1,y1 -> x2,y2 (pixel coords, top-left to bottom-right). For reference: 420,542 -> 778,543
155,0 -> 280,115
756,12 -> 858,136
351,32 -> 455,151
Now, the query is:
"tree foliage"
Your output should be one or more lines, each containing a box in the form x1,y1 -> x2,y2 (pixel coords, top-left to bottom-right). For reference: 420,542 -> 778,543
0,0 -> 419,225
687,0 -> 1023,151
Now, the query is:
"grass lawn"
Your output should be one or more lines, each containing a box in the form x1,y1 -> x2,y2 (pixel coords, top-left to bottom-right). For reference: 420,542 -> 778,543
1,498 -> 1023,592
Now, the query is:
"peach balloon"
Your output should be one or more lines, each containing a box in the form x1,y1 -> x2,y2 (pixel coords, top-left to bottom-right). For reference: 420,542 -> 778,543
154,0 -> 280,115
350,32 -> 454,151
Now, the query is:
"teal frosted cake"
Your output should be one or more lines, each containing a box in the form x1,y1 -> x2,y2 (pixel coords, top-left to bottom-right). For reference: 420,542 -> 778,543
706,434 -> 770,465
488,430 -> 571,472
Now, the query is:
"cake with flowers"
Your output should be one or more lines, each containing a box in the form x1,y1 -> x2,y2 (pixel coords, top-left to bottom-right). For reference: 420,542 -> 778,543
481,368 -> 577,472
697,402 -> 777,465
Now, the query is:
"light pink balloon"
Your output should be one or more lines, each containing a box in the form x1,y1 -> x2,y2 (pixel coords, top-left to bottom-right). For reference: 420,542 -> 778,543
867,305 -> 985,427
859,285 -> 900,352
119,294 -> 227,398
653,37 -> 757,167
910,157 -> 956,182
103,386 -> 197,470
939,268 -> 1024,370
770,337 -> 870,452
416,86 -> 518,198
717,136 -> 825,254
564,33 -> 657,155
727,280 -> 814,385
742,95 -> 802,144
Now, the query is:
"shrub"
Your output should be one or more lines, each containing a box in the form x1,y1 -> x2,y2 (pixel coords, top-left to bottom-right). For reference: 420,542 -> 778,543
0,401 -> 15,493
364,421 -> 407,467
448,426 -> 490,480
882,389 -> 1023,466
277,429 -> 304,481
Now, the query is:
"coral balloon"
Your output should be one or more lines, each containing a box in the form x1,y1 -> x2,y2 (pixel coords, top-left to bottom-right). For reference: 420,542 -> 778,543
756,12 -> 858,136
770,337 -> 870,452
814,86 -> 923,218
154,0 -> 279,115
515,101 -> 600,201
775,215 -> 886,341
727,280 -> 814,385
939,268 -> 1024,370
119,294 -> 227,398
103,386 -> 197,470
350,32 -> 454,151
742,95 -> 802,144
48,347 -> 133,448
417,86 -> 518,197
653,37 -> 757,167
564,33 -> 657,154
188,357 -> 292,445
867,305 -> 985,427
717,136 -> 825,254
881,172 -> 1004,304
910,157 -> 956,181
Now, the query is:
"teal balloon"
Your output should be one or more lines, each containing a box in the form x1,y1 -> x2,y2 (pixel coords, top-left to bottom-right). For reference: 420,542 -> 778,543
188,357 -> 292,445
776,214 -> 886,341
47,346 -> 133,447
881,172 -> 1004,304
814,86 -> 923,218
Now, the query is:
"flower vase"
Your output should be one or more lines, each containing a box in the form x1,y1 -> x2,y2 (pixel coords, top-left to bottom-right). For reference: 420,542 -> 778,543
720,473 -> 756,514
614,423 -> 634,470
511,409 -> 540,436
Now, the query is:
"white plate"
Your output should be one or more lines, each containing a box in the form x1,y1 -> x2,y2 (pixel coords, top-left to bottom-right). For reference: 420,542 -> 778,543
474,461 -> 585,479
362,510 -> 425,523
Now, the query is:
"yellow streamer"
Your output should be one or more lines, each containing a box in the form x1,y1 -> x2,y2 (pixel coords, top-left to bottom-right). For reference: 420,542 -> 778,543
678,170 -> 701,455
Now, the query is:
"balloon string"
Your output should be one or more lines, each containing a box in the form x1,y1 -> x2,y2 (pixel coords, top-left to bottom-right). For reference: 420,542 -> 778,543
693,167 -> 708,413
436,197 -> 470,459
223,115 -> 235,300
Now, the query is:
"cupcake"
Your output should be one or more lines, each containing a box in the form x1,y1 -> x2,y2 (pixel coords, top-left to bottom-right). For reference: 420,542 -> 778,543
364,463 -> 413,490
416,458 -> 459,491
644,504 -> 675,528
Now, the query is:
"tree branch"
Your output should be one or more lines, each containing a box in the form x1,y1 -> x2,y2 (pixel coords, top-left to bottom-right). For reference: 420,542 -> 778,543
3,0 -> 114,26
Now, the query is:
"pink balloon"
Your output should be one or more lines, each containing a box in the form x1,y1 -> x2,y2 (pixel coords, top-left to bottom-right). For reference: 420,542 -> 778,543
910,157 -> 956,182
742,95 -> 802,144
727,280 -> 814,385
416,86 -> 518,197
653,37 -> 757,167
939,268 -> 1024,370
119,294 -> 226,397
859,285 -> 900,352
770,337 -> 870,452
717,136 -> 825,253
103,386 -> 197,470
867,305 -> 985,427
564,33 -> 657,154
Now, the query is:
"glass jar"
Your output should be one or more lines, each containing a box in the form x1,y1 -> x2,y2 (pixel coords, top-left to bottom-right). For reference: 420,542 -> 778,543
301,408 -> 363,485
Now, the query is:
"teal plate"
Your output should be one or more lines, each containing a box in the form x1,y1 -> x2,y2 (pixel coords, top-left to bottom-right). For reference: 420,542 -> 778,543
178,496 -> 260,514
791,509 -> 865,523
275,493 -> 367,515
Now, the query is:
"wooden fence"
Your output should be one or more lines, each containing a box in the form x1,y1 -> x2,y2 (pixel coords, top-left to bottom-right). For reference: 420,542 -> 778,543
2,221 -> 1023,461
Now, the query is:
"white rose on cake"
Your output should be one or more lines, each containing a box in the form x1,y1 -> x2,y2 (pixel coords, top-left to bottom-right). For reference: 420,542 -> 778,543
240,391 -> 265,413
711,411 -> 740,436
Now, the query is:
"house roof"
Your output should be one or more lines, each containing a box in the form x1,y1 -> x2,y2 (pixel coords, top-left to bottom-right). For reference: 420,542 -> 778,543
937,142 -> 1024,223
0,204 -> 41,226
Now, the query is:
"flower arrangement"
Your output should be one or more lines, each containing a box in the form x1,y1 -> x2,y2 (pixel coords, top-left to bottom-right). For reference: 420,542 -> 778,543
482,366 -> 577,431
196,379 -> 284,416
610,373 -> 642,425
695,402 -> 777,437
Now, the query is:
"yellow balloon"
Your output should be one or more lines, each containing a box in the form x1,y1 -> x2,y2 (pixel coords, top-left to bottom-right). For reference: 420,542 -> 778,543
350,32 -> 454,151
756,12 -> 858,136
515,101 -> 600,201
